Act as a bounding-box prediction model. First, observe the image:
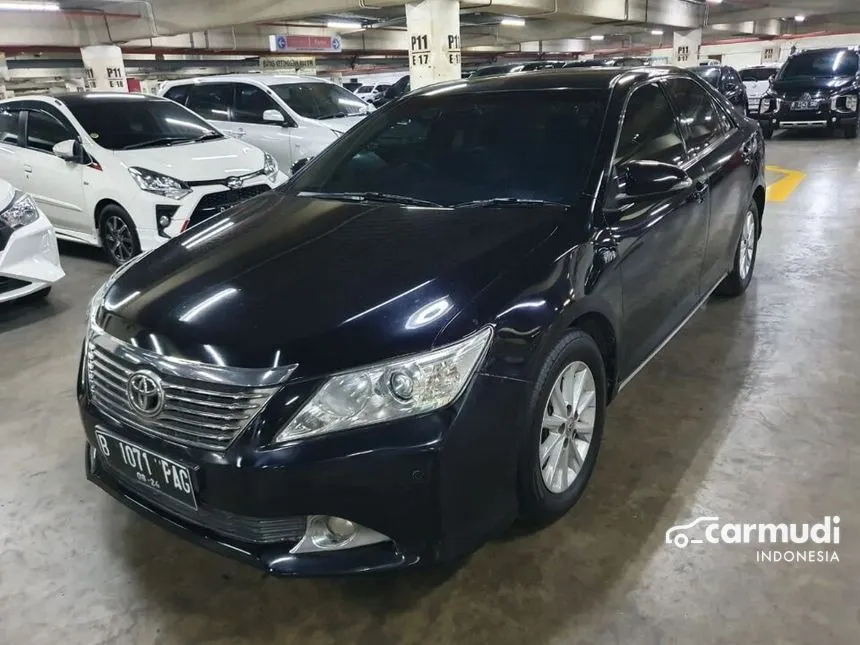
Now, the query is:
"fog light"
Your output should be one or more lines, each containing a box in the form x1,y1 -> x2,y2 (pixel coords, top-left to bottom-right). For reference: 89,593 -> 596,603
158,215 -> 171,228
290,515 -> 392,554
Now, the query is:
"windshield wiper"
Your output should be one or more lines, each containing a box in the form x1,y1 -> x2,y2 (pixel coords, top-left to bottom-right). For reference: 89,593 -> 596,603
122,136 -> 194,150
453,197 -> 568,209
193,132 -> 223,142
298,191 -> 441,207
316,112 -> 349,120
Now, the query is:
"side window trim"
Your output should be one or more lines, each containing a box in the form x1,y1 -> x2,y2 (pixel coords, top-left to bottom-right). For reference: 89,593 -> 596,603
0,107 -> 25,148
233,82 -> 287,125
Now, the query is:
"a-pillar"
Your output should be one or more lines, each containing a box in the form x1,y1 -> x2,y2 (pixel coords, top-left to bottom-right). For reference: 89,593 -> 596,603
405,0 -> 461,90
80,45 -> 128,92
672,28 -> 702,67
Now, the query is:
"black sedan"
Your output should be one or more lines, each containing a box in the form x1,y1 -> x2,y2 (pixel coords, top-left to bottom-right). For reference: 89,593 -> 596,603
79,67 -> 766,576
693,65 -> 750,116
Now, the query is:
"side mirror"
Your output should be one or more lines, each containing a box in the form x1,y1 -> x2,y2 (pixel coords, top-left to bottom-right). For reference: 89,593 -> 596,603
263,109 -> 286,124
290,156 -> 312,175
616,160 -> 693,201
769,74 -> 775,83
53,139 -> 83,163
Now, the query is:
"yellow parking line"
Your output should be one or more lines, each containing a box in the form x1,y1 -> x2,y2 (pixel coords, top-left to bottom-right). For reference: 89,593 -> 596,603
765,165 -> 807,202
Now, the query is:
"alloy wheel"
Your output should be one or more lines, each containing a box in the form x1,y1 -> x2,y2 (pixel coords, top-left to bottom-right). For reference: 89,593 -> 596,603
738,209 -> 756,280
104,215 -> 136,264
538,360 -> 597,494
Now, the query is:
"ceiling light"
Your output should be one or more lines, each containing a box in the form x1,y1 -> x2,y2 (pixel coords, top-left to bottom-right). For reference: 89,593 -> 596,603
327,20 -> 363,30
590,34 -> 605,41
501,17 -> 526,27
651,29 -> 663,35
0,1 -> 60,10
795,15 -> 806,22
706,0 -> 723,4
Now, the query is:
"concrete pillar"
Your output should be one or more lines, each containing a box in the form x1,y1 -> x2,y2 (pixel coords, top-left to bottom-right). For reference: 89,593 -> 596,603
672,28 -> 702,67
0,53 -> 8,100
405,0 -> 461,90
80,45 -> 128,92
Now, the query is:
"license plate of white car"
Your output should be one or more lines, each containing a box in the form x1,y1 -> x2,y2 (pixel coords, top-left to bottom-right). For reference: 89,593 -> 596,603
95,430 -> 197,509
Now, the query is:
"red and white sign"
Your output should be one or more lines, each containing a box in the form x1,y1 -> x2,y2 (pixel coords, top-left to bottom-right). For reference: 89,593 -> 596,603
269,35 -> 343,53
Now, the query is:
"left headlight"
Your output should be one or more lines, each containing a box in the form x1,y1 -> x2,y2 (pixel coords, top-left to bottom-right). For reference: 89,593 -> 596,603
128,167 -> 191,200
0,191 -> 39,230
263,153 -> 279,183
274,326 -> 494,443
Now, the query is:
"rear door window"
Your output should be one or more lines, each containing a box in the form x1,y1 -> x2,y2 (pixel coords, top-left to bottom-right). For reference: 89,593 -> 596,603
163,85 -> 190,105
25,109 -> 74,153
664,78 -> 726,156
187,83 -> 234,121
0,108 -> 21,146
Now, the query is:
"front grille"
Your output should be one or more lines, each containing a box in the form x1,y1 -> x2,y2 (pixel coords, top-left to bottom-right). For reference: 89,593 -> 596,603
110,465 -> 307,544
189,184 -> 271,228
87,343 -> 277,451
0,276 -> 30,295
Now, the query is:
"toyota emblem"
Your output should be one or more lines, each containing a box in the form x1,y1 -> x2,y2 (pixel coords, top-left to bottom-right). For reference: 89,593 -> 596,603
226,176 -> 244,190
127,370 -> 165,418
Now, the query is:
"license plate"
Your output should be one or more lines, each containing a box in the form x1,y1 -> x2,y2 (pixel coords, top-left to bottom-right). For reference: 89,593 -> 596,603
748,105 -> 759,113
792,100 -> 819,110
94,430 -> 197,509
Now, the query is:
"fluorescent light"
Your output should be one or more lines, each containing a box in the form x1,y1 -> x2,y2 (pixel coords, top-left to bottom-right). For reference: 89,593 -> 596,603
706,0 -> 723,4
327,20 -> 363,30
590,34 -> 605,41
651,29 -> 663,35
501,17 -> 526,27
795,15 -> 806,22
0,1 -> 60,10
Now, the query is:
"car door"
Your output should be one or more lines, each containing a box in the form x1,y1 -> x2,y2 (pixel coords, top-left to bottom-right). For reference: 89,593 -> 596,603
17,104 -> 86,234
186,82 -> 236,136
0,106 -> 25,189
607,81 -> 710,376
664,77 -> 752,294
232,82 -> 296,169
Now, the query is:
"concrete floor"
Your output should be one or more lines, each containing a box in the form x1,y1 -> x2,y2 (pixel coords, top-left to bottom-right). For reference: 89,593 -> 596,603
1,132 -> 859,644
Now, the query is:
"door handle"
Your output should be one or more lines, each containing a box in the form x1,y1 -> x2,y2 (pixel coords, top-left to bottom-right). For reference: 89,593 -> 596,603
23,164 -> 32,173
692,181 -> 709,203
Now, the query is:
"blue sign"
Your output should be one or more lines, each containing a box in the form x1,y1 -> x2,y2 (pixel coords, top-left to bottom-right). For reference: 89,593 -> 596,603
276,35 -> 287,51
332,37 -> 342,52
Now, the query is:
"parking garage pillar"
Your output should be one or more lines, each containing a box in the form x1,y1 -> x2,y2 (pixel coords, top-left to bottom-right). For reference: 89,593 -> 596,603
80,45 -> 128,92
405,0 -> 461,90
0,53 -> 8,100
672,29 -> 702,67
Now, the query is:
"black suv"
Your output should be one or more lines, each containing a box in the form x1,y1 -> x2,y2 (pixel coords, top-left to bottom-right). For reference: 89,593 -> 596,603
754,47 -> 860,138
692,65 -> 749,116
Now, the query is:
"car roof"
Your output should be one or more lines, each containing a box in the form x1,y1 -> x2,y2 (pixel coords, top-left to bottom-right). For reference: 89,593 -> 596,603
791,46 -> 859,55
165,74 -> 328,87
1,92 -> 168,106
411,66 -> 685,97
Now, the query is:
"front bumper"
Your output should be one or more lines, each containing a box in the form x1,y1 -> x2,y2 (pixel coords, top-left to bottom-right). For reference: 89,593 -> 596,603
753,99 -> 858,130
79,369 -> 528,576
0,212 -> 64,303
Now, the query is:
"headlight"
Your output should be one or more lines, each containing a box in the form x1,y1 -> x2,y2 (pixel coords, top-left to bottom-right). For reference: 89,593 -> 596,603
0,191 -> 39,230
263,153 -> 279,183
274,326 -> 493,443
128,167 -> 191,200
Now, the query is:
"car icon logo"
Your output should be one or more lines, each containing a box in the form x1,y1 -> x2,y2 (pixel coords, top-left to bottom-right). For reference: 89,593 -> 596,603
226,176 -> 244,190
665,516 -> 720,548
126,370 -> 165,418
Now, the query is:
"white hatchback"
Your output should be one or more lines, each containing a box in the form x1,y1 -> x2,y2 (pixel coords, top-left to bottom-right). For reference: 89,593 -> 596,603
0,93 -> 286,265
0,178 -> 64,303
354,84 -> 391,102
160,75 -> 373,172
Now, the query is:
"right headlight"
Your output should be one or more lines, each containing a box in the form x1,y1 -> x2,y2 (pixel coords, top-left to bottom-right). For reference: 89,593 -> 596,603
0,191 -> 39,230
274,326 -> 493,443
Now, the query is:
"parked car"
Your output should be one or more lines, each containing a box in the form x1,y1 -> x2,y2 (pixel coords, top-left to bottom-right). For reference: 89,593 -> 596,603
161,75 -> 373,171
740,65 -> 779,116
754,47 -> 860,139
692,65 -> 749,115
0,93 -> 286,265
371,75 -> 410,107
80,67 -> 765,575
469,61 -> 565,77
354,84 -> 391,102
0,178 -> 64,303
564,57 -> 649,68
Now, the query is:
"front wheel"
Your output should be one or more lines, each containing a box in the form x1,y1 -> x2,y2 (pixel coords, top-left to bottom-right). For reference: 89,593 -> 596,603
99,204 -> 140,266
761,125 -> 774,140
518,330 -> 606,525
716,201 -> 760,297
844,119 -> 858,139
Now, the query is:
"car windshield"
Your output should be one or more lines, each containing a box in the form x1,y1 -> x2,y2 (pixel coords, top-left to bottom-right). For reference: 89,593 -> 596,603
741,68 -> 775,82
693,67 -> 721,87
356,86 -> 372,93
64,97 -> 221,150
270,82 -> 368,119
779,50 -> 859,79
287,89 -> 607,207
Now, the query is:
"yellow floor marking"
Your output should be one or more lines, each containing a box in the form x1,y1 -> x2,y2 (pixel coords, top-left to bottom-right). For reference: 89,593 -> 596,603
765,165 -> 807,202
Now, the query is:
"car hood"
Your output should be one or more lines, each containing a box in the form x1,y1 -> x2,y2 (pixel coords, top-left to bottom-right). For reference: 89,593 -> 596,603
100,195 -> 563,377
315,114 -> 367,133
111,138 -> 266,182
771,76 -> 856,96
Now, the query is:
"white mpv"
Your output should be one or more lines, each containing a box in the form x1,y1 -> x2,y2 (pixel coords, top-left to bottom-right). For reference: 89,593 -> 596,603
0,93 -> 287,265
160,75 -> 372,172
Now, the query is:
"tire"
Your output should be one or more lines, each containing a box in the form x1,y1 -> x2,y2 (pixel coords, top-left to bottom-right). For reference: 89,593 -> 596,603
715,201 -> 760,297
761,126 -> 774,140
99,204 -> 140,266
517,330 -> 607,525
